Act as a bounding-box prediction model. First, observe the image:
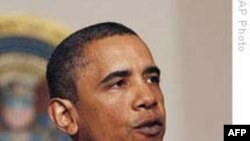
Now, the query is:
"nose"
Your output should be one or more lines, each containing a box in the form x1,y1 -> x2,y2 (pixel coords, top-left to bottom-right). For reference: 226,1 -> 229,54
132,84 -> 158,111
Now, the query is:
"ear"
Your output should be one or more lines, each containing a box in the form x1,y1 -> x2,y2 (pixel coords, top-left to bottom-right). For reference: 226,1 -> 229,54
48,98 -> 79,135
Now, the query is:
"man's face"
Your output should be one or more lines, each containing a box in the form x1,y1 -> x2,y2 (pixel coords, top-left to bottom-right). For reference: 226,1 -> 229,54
75,35 -> 166,141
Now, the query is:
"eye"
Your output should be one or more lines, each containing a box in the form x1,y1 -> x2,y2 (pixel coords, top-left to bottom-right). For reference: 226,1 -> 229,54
110,79 -> 127,88
146,75 -> 160,84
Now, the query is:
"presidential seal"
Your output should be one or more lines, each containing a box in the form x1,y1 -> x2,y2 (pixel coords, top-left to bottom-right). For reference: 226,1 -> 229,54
0,15 -> 72,141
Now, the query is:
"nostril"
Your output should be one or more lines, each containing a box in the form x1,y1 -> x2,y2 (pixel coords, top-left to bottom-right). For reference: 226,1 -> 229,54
146,100 -> 158,109
136,98 -> 158,110
132,86 -> 158,111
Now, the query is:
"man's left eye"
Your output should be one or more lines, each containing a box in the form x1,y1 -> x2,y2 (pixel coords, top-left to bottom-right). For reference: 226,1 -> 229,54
146,76 -> 160,84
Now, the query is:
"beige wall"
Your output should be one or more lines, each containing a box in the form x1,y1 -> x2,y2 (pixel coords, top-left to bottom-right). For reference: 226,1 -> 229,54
0,0 -> 231,141
177,0 -> 232,141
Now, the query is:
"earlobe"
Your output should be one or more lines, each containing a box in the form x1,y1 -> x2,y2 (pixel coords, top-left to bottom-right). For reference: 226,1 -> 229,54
48,98 -> 79,135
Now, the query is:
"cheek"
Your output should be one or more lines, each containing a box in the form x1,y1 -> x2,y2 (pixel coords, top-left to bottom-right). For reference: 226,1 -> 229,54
105,104 -> 127,126
77,97 -> 131,141
79,92 -> 131,130
102,92 -> 133,124
150,87 -> 166,118
97,98 -> 129,126
152,87 -> 165,105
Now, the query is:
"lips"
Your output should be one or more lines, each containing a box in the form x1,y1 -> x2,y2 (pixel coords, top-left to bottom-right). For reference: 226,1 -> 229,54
133,116 -> 164,137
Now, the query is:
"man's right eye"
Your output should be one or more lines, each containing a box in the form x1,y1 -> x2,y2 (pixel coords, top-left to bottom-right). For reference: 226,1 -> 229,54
110,79 -> 127,88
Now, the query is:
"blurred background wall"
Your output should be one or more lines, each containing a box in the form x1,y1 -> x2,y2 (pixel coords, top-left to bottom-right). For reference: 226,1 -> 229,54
0,0 -> 231,141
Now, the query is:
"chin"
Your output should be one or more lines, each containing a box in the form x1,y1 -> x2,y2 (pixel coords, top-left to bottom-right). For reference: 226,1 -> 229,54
131,133 -> 164,141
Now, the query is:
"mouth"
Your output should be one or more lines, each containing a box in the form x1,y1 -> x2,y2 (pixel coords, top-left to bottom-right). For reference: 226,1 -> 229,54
133,117 -> 164,137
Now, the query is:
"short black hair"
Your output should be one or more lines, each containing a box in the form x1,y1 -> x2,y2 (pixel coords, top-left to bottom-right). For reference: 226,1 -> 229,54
46,22 -> 138,102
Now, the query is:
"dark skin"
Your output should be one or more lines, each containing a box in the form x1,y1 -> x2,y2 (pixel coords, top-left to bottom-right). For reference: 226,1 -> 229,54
48,35 -> 166,141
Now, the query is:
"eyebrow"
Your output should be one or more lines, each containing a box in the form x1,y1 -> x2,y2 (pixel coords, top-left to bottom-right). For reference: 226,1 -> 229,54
143,66 -> 161,76
100,70 -> 131,84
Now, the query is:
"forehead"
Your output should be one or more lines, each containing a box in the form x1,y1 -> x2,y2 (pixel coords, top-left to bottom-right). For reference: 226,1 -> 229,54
84,35 -> 154,66
77,35 -> 156,83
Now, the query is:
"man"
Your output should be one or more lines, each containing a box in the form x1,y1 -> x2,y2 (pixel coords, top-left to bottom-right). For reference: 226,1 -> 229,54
46,22 -> 166,141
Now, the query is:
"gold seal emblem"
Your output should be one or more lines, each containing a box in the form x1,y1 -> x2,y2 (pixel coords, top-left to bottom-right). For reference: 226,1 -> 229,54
0,15 -> 72,141
0,14 -> 70,46
0,14 -> 70,79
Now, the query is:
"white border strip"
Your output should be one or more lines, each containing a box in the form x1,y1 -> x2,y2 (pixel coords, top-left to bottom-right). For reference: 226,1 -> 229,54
233,0 -> 250,124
